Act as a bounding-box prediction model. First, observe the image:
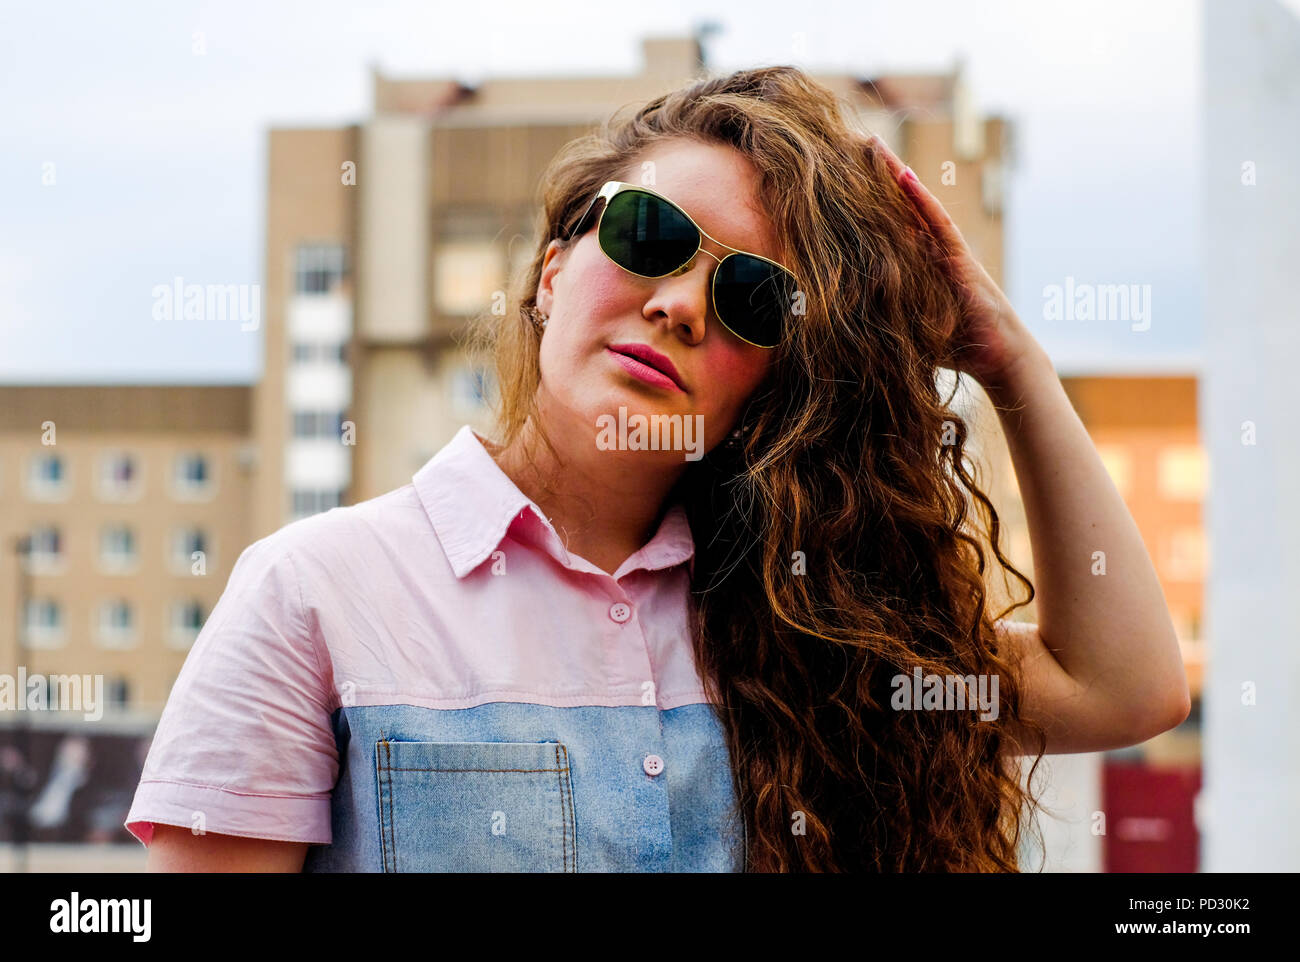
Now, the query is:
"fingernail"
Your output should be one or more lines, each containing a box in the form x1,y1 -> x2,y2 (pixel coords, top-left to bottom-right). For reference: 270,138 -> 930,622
901,166 -> 917,183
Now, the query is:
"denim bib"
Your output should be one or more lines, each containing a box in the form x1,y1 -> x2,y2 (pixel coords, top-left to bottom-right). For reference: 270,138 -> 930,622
302,700 -> 746,872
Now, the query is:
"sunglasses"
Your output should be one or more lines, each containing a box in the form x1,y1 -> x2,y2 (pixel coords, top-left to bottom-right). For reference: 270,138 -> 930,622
564,180 -> 800,349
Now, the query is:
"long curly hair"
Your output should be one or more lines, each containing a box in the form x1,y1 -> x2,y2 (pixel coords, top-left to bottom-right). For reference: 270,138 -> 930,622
469,64 -> 1047,871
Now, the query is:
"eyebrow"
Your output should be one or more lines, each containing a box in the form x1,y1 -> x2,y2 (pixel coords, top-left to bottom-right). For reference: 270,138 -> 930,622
652,186 -> 780,263
584,180 -> 794,274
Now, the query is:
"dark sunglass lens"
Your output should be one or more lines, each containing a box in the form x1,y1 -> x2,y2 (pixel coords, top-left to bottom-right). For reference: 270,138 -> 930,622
713,256 -> 797,348
599,191 -> 699,276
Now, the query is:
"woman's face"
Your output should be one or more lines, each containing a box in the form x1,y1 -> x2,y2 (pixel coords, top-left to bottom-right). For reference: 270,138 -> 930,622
534,138 -> 782,461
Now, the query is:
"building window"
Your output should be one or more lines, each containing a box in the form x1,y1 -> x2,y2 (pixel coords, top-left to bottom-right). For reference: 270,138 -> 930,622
451,364 -> 494,415
1094,444 -> 1132,498
97,451 -> 141,501
294,243 -> 347,295
106,677 -> 130,712
172,452 -> 214,500
170,527 -> 208,573
23,598 -> 63,648
25,526 -> 63,572
1157,445 -> 1207,501
26,453 -> 69,501
100,525 -> 138,573
169,600 -> 206,649
1165,527 -> 1208,581
291,488 -> 344,518
433,240 -> 505,316
97,599 -> 136,648
291,341 -> 348,363
291,410 -> 345,440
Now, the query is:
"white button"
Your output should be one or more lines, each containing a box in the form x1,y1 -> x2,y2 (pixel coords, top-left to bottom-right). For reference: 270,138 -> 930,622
609,602 -> 631,623
643,754 -> 664,776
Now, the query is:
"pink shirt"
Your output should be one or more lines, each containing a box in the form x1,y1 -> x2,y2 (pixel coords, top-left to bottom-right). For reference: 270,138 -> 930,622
124,424 -> 742,870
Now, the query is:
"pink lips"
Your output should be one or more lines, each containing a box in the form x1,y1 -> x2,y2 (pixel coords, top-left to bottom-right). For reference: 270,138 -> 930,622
606,343 -> 686,393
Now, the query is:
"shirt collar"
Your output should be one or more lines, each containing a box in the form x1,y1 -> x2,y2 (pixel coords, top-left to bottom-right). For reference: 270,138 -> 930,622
413,425 -> 695,581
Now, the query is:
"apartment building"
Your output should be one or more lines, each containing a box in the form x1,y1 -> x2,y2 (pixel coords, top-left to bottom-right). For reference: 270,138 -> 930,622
0,385 -> 255,717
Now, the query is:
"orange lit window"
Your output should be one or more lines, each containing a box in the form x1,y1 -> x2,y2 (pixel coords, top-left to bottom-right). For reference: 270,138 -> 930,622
1158,445 -> 1206,501
434,241 -> 505,316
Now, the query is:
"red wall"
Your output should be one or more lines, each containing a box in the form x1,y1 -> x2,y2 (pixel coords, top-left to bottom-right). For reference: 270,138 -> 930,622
1102,761 -> 1201,872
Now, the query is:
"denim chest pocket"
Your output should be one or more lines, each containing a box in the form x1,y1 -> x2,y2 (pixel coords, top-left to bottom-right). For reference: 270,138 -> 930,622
376,739 -> 578,872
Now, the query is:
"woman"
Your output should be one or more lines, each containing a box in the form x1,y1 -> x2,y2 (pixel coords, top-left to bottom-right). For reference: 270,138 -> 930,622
130,65 -> 1189,872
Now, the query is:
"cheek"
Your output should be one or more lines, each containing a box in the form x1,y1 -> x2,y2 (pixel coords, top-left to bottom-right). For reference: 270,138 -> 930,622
705,345 -> 769,417
564,247 -> 638,322
711,346 -> 768,395
542,256 -> 639,380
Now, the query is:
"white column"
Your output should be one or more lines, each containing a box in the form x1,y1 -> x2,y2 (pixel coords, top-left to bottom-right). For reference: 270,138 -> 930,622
1201,0 -> 1300,871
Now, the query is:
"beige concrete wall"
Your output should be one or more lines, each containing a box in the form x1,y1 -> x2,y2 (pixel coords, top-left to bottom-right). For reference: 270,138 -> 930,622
259,126 -> 357,539
356,117 -> 429,345
351,345 -> 497,501
902,116 -> 1006,287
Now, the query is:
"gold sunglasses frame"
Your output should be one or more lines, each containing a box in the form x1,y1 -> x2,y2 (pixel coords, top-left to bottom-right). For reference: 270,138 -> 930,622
565,180 -> 798,349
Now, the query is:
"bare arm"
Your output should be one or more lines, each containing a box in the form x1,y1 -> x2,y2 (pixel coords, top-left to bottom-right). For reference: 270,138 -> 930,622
145,823 -> 309,872
995,619 -> 1187,756
985,346 -> 1192,755
865,135 -> 1190,756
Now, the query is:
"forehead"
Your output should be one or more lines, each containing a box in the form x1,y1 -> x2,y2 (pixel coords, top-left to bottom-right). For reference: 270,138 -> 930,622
622,139 -> 783,264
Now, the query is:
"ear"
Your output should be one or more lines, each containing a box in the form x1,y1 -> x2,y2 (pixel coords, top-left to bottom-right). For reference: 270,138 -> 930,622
535,240 -> 567,317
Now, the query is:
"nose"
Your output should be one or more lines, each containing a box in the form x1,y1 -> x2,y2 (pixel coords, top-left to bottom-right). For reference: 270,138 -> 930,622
644,242 -> 726,344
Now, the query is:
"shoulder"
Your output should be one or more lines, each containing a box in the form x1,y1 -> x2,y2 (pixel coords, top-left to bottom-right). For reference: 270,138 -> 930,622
268,484 -> 428,554
241,483 -> 454,597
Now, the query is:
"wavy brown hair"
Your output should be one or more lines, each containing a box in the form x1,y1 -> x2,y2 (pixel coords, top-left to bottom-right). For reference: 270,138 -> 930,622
469,65 -> 1048,871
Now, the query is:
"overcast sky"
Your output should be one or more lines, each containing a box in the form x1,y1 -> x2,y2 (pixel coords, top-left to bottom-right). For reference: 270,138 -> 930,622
3,0 -> 1277,383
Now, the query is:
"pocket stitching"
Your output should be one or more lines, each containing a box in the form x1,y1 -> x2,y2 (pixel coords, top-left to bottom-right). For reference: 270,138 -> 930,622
377,739 -> 577,872
376,737 -> 396,872
554,742 -> 577,872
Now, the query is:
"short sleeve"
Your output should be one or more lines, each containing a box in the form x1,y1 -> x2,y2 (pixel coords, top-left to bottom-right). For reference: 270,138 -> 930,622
124,535 -> 338,846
